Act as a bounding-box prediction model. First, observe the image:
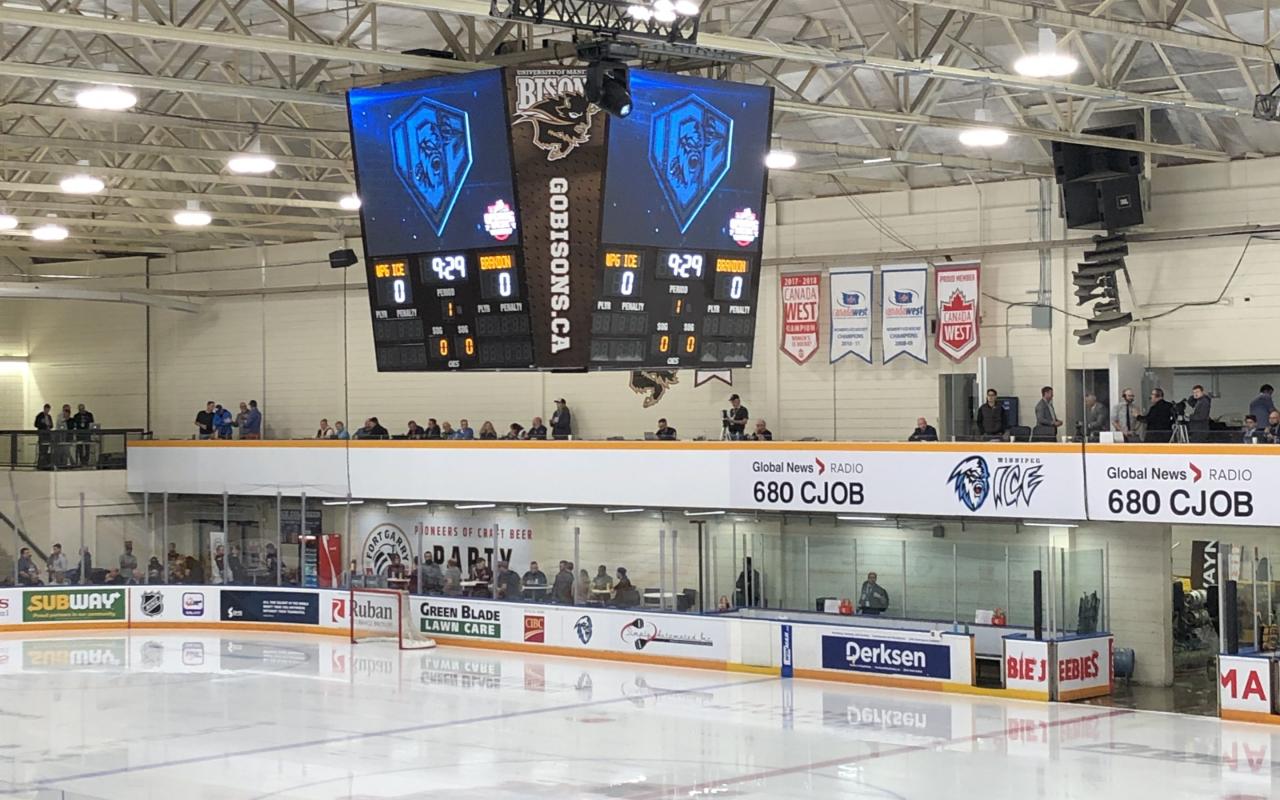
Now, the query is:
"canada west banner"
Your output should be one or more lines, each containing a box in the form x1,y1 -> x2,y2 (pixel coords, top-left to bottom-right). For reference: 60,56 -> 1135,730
780,272 -> 821,364
829,268 -> 872,364
880,265 -> 928,364
934,262 -> 980,362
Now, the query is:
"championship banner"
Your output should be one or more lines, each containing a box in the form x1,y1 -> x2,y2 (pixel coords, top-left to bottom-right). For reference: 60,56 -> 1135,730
780,272 -> 821,364
934,262 -> 980,362
507,66 -> 605,368
829,268 -> 872,364
880,265 -> 927,364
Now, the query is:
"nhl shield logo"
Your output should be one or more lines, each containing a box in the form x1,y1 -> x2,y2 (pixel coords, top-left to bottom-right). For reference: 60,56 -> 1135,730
391,97 -> 473,236
141,590 -> 164,618
648,95 -> 732,233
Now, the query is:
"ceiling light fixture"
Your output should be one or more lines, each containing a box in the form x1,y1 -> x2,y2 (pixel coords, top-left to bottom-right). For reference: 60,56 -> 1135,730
957,108 -> 1010,148
455,503 -> 496,510
683,510 -> 726,517
862,157 -> 892,164
321,499 -> 364,506
837,515 -> 888,522
75,85 -> 137,111
32,215 -> 68,241
765,150 -> 797,169
227,136 -> 276,174
338,193 -> 362,211
1023,521 -> 1078,528
526,505 -> 568,512
172,200 -> 211,227
0,214 -> 18,231
386,501 -> 429,508
673,0 -> 700,14
59,161 -> 105,195
1014,28 -> 1079,78
627,3 -> 653,21
603,507 -> 646,514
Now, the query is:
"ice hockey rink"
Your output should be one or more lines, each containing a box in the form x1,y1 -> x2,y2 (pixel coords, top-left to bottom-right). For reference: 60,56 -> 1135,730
0,631 -> 1269,800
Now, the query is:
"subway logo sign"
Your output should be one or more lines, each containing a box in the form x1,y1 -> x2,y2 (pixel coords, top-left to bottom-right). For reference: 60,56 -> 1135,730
25,589 -> 127,622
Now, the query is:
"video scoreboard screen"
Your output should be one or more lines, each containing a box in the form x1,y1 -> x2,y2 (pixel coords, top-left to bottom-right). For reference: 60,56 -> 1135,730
348,68 -> 534,371
590,70 -> 773,369
348,66 -> 773,372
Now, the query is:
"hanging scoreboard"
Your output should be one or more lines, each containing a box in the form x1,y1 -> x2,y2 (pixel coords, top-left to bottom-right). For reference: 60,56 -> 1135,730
590,70 -> 773,369
348,66 -> 773,372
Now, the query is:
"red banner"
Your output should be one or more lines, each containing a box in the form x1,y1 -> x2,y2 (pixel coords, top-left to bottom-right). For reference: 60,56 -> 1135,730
780,273 -> 821,365
934,262 -> 980,362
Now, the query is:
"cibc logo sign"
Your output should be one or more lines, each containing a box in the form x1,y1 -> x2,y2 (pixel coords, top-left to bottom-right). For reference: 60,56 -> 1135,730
820,634 -> 951,680
1104,460 -> 1255,520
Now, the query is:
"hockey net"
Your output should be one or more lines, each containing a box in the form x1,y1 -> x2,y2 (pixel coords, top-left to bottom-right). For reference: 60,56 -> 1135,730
349,587 -> 436,650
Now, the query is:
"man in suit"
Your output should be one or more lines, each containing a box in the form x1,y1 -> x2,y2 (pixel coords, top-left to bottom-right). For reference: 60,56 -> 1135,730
1112,388 -> 1139,442
1140,388 -> 1177,443
1033,386 -> 1062,441
33,403 -> 53,469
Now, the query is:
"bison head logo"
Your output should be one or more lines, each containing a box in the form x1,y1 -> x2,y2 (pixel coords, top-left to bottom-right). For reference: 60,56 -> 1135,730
628,370 -> 679,408
514,92 -> 598,161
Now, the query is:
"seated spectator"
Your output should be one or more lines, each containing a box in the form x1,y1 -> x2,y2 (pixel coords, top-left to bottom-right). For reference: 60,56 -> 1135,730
333,421 -> 349,440
523,560 -> 548,601
527,416 -> 548,440
17,547 -> 41,586
909,417 -> 939,442
405,420 -> 425,439
613,567 -> 640,608
424,418 -> 442,439
478,421 -> 498,440
355,417 -> 388,439
495,561 -> 521,599
316,418 -> 333,439
591,564 -> 614,592
440,421 -> 455,438
750,420 -> 773,441
504,423 -> 524,440
103,567 -> 126,586
552,560 -> 574,604
455,419 -> 475,440
147,556 -> 163,583
419,554 -> 443,594
469,559 -> 492,597
1268,410 -> 1280,443
443,558 -> 463,596
655,418 -> 677,440
1244,415 -> 1262,444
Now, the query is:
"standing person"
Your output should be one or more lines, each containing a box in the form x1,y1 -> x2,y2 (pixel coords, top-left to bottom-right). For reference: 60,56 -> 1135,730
613,568 -> 640,608
213,404 -> 234,439
55,404 -> 72,467
552,560 -> 574,604
1187,385 -> 1212,443
443,558 -> 463,596
34,403 -> 53,469
241,400 -> 262,440
1250,385 -> 1276,433
194,401 -> 215,440
908,417 -> 939,442
419,554 -> 444,594
575,568 -> 591,605
46,542 -> 68,584
118,540 -> 138,580
527,417 -> 547,440
1084,393 -> 1108,441
734,558 -> 762,608
1033,386 -> 1062,441
72,403 -> 95,466
315,418 -> 334,439
228,546 -> 247,584
76,546 -> 94,585
495,561 -> 521,600
550,400 -> 572,440
1139,388 -> 1177,443
1112,388 -> 1139,442
858,572 -> 890,615
522,560 -> 547,601
975,389 -> 1007,440
726,394 -> 749,439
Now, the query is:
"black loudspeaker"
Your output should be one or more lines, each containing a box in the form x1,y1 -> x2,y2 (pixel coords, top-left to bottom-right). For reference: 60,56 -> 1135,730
329,248 -> 358,269
1062,175 -> 1144,230
1051,124 -> 1142,183
932,524 -> 945,539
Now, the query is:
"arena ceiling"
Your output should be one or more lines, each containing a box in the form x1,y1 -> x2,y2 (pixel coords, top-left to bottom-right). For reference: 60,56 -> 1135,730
0,0 -> 1276,261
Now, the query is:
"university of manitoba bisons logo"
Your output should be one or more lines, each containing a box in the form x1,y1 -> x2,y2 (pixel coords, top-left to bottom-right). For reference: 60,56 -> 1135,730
512,69 -> 600,162
362,523 -> 414,575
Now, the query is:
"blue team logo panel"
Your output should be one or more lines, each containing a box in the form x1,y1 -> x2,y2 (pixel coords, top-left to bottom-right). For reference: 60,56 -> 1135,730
391,97 -> 473,236
648,94 -> 733,233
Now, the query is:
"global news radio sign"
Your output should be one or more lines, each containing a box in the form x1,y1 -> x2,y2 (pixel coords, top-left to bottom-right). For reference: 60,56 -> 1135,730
820,633 -> 952,680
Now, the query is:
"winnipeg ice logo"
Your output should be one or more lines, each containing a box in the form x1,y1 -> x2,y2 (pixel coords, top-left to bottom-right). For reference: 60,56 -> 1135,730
390,97 -> 472,236
948,455 -> 1044,511
574,615 -> 593,644
648,94 -> 732,233
948,456 -> 991,511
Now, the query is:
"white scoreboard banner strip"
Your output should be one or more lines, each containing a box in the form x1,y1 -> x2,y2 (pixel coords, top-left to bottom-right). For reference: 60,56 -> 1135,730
1084,448 -> 1270,526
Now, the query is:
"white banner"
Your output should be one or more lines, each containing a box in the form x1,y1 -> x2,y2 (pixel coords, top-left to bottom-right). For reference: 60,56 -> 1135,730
780,272 -> 821,365
1084,450 -> 1269,526
728,447 -> 1086,519
881,265 -> 928,364
829,269 -> 873,364
352,507 -> 536,574
934,262 -> 980,363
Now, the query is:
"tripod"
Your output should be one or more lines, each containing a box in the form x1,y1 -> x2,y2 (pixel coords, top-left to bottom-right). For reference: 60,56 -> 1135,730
1170,417 -> 1190,444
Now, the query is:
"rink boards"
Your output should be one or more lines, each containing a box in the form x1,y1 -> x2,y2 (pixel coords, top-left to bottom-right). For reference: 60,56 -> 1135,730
0,584 -> 1109,704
